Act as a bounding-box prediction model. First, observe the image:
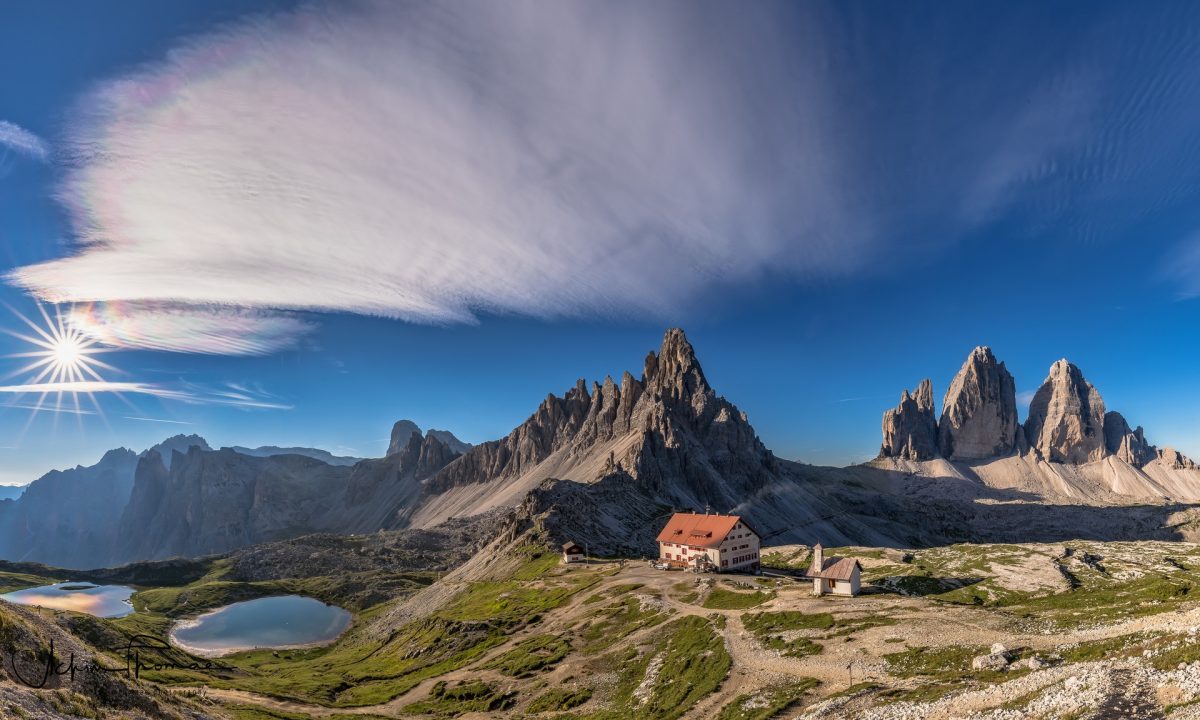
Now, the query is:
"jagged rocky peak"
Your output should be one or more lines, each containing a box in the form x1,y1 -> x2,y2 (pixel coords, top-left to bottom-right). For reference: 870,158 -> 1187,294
387,419 -> 422,456
1104,411 -> 1156,466
938,346 -> 1020,459
880,378 -> 939,461
644,327 -> 712,401
1024,359 -> 1107,464
425,327 -> 774,511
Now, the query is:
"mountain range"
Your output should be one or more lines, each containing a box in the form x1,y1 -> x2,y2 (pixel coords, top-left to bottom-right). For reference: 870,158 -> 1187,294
2,329 -> 1199,570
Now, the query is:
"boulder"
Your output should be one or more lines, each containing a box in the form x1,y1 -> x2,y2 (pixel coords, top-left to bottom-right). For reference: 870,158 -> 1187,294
938,347 -> 1020,459
972,652 -> 1010,671
880,379 -> 939,460
1024,360 -> 1107,464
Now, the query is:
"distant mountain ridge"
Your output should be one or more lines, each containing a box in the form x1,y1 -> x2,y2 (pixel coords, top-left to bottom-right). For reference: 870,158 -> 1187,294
0,434 -> 210,567
4,330 -> 1200,570
0,485 -> 26,501
226,445 -> 363,466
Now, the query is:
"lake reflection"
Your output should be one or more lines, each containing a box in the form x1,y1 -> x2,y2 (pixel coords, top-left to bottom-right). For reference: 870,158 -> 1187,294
1,582 -> 135,618
169,595 -> 351,657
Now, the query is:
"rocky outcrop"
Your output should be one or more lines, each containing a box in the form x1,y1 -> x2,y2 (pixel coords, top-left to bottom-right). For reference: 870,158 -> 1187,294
1025,360 -> 1107,464
1104,411 -> 1157,466
938,347 -> 1021,459
879,379 -> 939,460
387,420 -> 422,456
1156,447 -> 1198,470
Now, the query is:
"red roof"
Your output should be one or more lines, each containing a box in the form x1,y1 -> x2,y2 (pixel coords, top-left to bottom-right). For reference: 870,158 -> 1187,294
655,512 -> 748,549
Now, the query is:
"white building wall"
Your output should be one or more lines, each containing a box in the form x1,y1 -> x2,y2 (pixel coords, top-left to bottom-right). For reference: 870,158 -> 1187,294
658,520 -> 761,572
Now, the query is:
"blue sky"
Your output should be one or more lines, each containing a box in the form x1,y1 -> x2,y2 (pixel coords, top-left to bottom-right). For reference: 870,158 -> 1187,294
2,0 -> 1200,484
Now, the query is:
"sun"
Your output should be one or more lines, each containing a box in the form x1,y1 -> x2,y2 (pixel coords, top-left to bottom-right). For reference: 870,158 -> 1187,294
52,334 -> 85,372
1,302 -> 120,421
8,305 -> 111,385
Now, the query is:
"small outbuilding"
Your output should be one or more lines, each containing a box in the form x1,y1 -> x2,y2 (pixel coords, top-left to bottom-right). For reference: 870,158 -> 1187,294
562,541 -> 585,564
806,543 -> 862,597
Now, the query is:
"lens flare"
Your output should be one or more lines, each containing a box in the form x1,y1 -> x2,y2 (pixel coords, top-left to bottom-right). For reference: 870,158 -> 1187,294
1,302 -> 120,424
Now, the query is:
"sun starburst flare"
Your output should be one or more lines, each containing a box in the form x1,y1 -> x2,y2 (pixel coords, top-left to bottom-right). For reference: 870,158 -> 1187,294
1,302 -> 121,424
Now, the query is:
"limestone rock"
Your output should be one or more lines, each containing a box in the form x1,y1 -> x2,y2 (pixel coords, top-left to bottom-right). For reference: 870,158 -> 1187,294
1103,411 -> 1156,467
1157,447 -> 1198,470
938,347 -> 1020,459
387,419 -> 422,456
426,429 -> 472,455
424,327 -> 777,515
880,379 -> 939,460
1025,360 -> 1107,464
972,652 -> 1010,671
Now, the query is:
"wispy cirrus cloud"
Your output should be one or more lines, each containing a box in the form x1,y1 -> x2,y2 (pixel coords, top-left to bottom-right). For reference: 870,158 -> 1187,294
0,380 -> 291,410
9,2 -> 1200,353
1165,235 -> 1200,300
0,120 -> 48,162
2,401 -> 96,415
123,416 -> 193,425
66,302 -> 311,356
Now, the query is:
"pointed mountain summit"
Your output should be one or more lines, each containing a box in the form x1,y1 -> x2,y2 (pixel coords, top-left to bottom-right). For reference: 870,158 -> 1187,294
938,347 -> 1021,460
1025,359 -> 1107,464
880,379 -> 939,460
417,328 -> 775,526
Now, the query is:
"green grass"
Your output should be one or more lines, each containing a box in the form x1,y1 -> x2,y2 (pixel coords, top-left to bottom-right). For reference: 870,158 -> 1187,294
482,634 -> 569,677
592,615 -> 731,720
527,686 -> 593,712
715,679 -> 820,720
576,595 -> 670,655
0,570 -> 59,593
144,549 -> 607,708
584,583 -> 644,604
743,611 -> 834,633
701,587 -> 773,610
880,643 -> 1031,703
400,680 -> 516,717
883,644 -> 985,678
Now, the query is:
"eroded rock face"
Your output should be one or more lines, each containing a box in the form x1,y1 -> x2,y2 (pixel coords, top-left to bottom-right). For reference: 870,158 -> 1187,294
424,328 -> 776,513
880,379 -> 939,460
1025,360 -> 1107,464
387,420 -> 422,456
1104,411 -> 1156,466
938,347 -> 1020,459
1157,447 -> 1198,470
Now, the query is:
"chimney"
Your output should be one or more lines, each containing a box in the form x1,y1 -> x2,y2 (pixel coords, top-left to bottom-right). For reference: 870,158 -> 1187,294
812,543 -> 824,570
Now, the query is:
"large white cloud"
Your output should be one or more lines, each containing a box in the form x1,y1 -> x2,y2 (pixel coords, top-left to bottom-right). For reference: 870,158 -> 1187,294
13,0 -> 1167,353
11,2 -> 854,342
